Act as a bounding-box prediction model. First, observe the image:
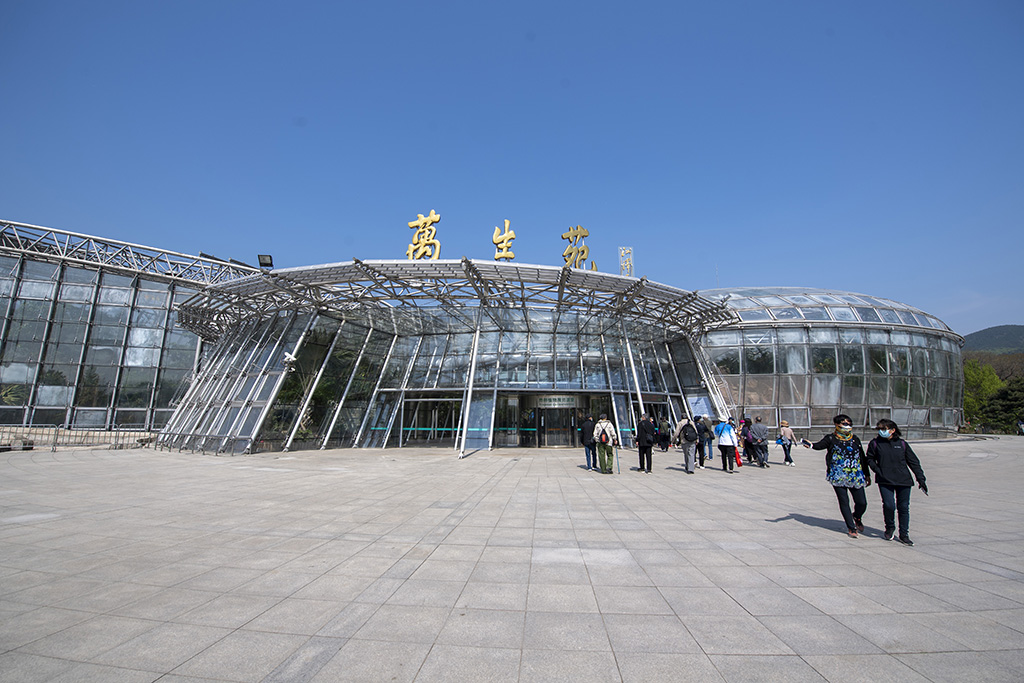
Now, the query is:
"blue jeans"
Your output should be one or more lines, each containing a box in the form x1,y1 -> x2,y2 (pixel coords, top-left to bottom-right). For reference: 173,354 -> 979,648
583,443 -> 596,470
878,484 -> 912,536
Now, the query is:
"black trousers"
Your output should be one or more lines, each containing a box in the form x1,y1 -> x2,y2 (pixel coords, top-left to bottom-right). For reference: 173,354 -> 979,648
638,444 -> 652,472
718,445 -> 735,471
833,485 -> 868,532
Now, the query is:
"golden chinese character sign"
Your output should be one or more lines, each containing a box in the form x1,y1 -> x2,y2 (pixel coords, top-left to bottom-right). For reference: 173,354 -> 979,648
561,225 -> 596,270
492,219 -> 515,261
406,210 -> 442,260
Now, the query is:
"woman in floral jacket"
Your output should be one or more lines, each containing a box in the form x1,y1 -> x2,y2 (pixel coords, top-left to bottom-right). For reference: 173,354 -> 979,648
806,414 -> 872,538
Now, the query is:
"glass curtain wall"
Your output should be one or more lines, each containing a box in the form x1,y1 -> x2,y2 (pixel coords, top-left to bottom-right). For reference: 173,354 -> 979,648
0,254 -> 201,430
704,325 -> 962,439
161,307 -> 717,452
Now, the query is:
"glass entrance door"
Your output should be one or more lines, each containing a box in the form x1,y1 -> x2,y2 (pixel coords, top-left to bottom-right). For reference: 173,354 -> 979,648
539,408 -> 575,447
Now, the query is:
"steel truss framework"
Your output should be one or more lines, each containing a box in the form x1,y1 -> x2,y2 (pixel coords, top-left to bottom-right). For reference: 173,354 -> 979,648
162,262 -> 740,455
0,219 -> 257,286
177,258 -> 739,341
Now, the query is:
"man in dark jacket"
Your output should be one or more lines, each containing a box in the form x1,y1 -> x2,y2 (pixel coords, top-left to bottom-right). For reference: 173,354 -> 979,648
865,419 -> 927,545
637,413 -> 657,474
749,416 -> 771,468
579,415 -> 596,471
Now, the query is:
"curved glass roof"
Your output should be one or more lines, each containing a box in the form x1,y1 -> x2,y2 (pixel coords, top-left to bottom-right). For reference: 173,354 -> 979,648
698,286 -> 957,336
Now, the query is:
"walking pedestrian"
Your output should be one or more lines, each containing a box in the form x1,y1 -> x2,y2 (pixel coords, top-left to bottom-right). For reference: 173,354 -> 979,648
806,414 -> 872,538
658,415 -> 672,452
579,414 -> 596,471
714,417 -> 738,473
593,414 -> 618,474
699,415 -> 714,468
778,420 -> 796,466
865,419 -> 927,546
749,416 -> 770,467
637,413 -> 657,473
673,415 -> 698,474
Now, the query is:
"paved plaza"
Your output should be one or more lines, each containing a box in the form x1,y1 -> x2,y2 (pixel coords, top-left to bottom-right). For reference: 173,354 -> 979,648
1,436 -> 1023,682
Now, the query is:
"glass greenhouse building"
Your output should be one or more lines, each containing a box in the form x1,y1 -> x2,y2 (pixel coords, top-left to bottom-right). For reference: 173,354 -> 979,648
0,220 -> 964,452
699,287 -> 963,439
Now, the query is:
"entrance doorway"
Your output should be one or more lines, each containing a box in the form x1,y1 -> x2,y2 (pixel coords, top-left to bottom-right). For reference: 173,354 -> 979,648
539,408 -> 575,447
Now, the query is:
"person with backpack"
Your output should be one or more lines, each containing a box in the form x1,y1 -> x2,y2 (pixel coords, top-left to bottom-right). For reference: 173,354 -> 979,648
865,419 -> 927,546
673,416 -> 699,474
657,416 -> 672,452
593,413 -> 618,474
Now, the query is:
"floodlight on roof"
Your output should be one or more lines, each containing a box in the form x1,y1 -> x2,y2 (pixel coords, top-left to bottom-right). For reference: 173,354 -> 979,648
257,255 -> 274,269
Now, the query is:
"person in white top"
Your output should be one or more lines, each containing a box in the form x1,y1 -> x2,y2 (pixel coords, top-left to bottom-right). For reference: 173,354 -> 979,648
713,418 -> 739,473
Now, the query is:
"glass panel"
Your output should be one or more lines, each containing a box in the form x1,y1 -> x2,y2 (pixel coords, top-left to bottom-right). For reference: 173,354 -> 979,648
362,393 -> 400,448
890,347 -> 910,375
855,307 -> 881,323
877,308 -> 901,324
769,307 -> 802,320
738,309 -> 771,322
780,407 -> 809,427
752,296 -> 789,306
36,385 -> 74,405
777,328 -> 807,343
811,375 -> 840,404
828,306 -> 857,321
777,376 -> 807,404
809,328 -> 837,343
868,376 -> 889,404
131,308 -> 165,328
98,288 -> 132,305
17,281 -> 56,299
463,392 -> 494,451
800,306 -> 829,320
742,329 -> 775,345
838,329 -> 862,344
708,347 -> 739,375
704,331 -> 740,346
866,330 -> 889,344
841,375 -> 865,405
840,346 -> 864,374
810,346 -> 836,373
811,407 -> 839,426
744,346 -> 774,374
867,347 -> 888,374
59,284 -> 93,302
135,290 -> 169,308
744,376 -> 775,405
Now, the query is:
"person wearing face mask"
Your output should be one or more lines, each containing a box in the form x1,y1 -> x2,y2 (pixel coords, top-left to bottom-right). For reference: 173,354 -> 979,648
805,414 -> 871,538
865,419 -> 927,546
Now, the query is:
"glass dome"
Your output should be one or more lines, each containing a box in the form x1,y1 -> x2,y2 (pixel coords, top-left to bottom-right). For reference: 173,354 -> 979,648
697,287 -> 964,439
699,287 -> 953,333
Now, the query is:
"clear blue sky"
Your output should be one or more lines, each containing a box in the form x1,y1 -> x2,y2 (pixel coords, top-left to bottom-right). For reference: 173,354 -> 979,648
2,1 -> 1021,335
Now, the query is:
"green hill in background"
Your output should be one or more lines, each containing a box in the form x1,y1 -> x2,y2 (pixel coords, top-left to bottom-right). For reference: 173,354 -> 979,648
963,325 -> 1024,354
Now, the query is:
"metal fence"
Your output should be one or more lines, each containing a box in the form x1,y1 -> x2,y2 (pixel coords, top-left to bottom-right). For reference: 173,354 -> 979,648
0,425 -> 157,452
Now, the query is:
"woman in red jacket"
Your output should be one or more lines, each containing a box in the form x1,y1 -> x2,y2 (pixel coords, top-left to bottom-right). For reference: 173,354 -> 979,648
865,419 -> 927,546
